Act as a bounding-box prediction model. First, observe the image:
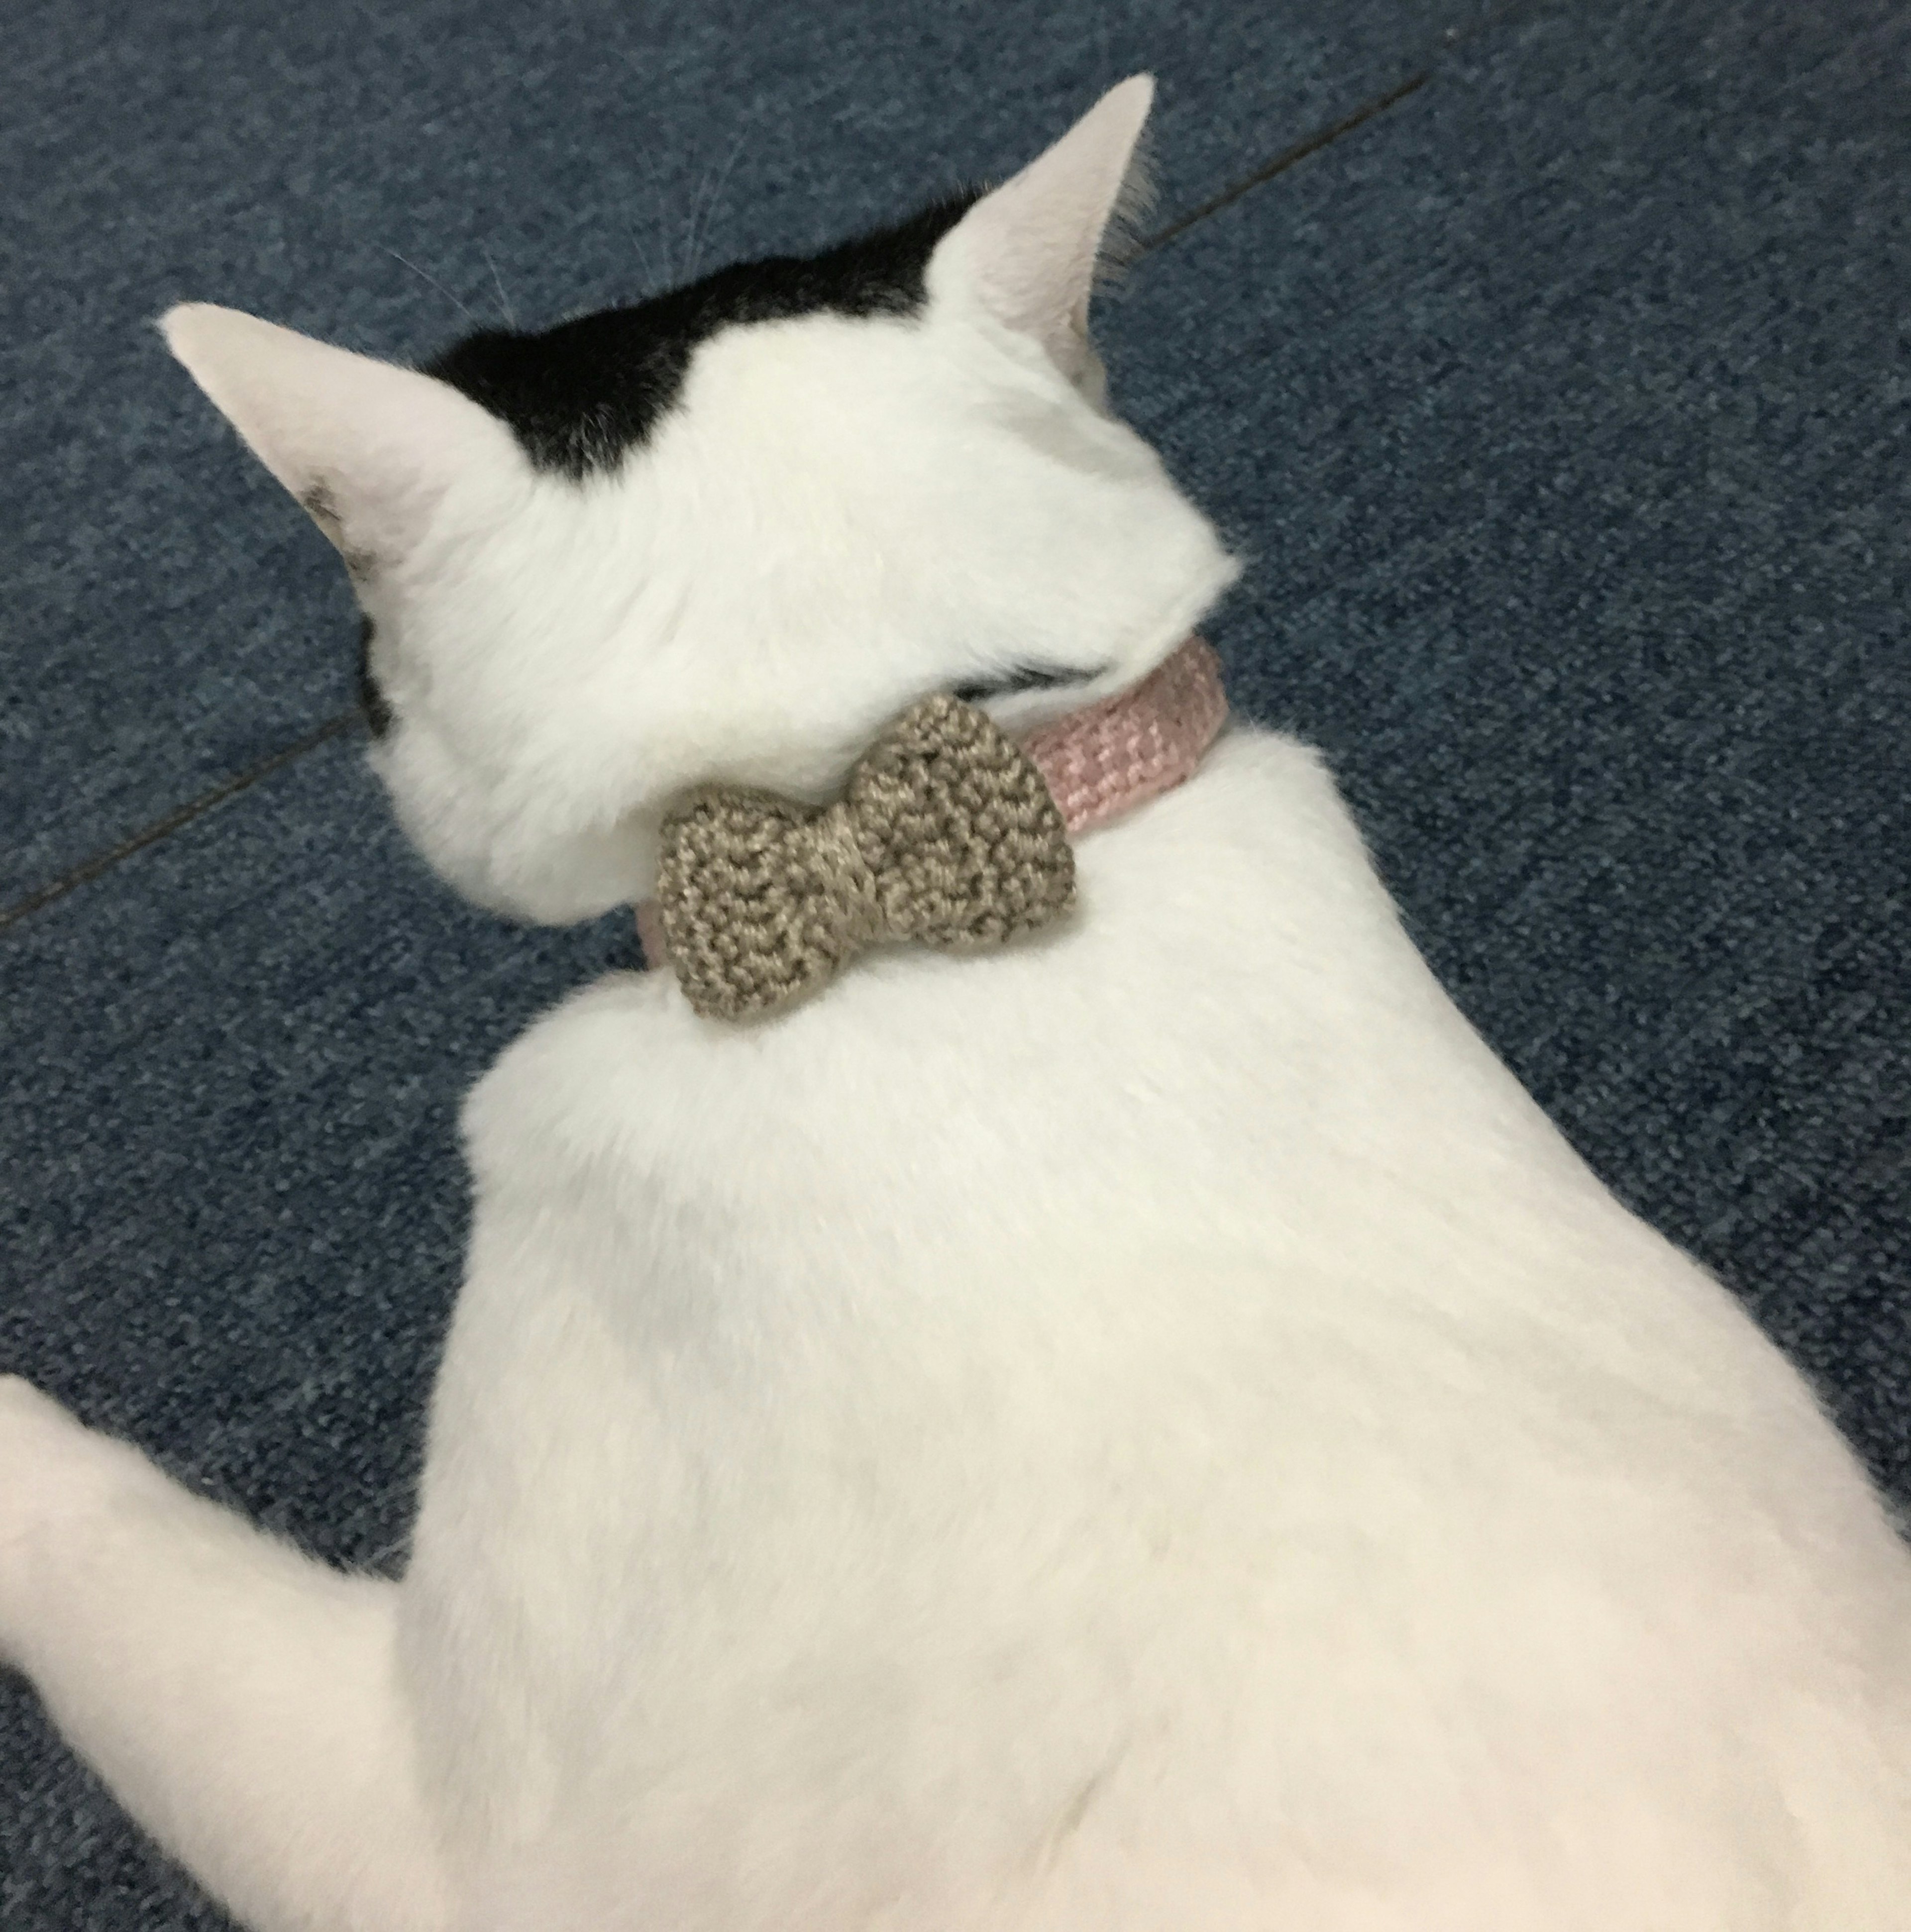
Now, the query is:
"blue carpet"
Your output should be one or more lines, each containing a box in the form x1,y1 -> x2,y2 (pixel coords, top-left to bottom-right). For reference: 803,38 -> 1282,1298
0,0 -> 1492,914
1108,0 -> 1911,1499
3,0 -> 1908,1924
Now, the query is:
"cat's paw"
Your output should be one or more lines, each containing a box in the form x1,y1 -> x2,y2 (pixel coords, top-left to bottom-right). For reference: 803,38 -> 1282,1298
0,1377 -> 124,1672
0,1374 -> 87,1489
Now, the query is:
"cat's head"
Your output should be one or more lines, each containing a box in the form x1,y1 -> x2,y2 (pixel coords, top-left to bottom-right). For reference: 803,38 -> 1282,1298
164,77 -> 1237,922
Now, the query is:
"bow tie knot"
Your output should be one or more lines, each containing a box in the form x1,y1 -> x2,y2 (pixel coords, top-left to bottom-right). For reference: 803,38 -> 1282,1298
655,694 -> 1076,1019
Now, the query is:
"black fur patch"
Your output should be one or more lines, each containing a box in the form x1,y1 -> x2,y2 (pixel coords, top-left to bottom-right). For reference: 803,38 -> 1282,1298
951,664 -> 1104,705
357,614 -> 393,737
423,194 -> 979,480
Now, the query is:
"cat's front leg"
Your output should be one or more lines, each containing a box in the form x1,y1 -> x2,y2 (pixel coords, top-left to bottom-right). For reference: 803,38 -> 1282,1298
0,1375 -> 452,1932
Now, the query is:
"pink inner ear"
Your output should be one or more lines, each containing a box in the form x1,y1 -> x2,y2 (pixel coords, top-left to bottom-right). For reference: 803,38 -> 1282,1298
162,302 -> 515,564
943,76 -> 1154,370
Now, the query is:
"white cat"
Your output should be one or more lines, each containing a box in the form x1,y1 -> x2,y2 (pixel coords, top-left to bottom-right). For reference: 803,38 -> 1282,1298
3,77 -> 1908,1932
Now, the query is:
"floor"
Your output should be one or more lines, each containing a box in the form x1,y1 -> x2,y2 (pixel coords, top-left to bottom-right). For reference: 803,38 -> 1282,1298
3,0 -> 1908,1923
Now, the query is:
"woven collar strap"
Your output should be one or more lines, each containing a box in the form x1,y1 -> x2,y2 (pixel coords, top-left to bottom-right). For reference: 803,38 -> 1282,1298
638,634 -> 1227,1018
1022,632 -> 1228,836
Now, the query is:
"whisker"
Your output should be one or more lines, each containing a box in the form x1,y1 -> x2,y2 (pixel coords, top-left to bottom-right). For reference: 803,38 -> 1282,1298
384,247 -> 480,325
686,129 -> 748,283
481,243 -> 518,329
680,164 -> 713,285
625,208 -> 664,298
357,1530 -> 413,1578
631,148 -> 674,292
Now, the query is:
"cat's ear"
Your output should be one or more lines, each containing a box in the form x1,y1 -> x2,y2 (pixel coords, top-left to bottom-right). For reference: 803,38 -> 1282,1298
161,303 -> 514,575
939,75 -> 1154,383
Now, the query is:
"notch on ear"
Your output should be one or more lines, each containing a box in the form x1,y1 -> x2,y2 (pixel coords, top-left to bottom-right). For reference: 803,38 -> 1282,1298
161,303 -> 515,574
940,75 -> 1155,385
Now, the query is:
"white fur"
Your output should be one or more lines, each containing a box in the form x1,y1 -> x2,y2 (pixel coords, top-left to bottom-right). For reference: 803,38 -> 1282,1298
4,78 -> 1909,1932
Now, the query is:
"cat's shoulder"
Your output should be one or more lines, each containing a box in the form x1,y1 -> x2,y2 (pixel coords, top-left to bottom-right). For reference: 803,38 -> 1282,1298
454,722 -> 1374,1198
459,967 -> 684,1190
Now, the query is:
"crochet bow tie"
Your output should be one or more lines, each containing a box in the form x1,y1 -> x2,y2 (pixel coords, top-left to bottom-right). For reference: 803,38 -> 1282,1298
654,694 -> 1076,1020
644,635 -> 1229,1020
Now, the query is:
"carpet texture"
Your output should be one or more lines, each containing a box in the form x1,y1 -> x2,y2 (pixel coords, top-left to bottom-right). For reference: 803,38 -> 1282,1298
2,0 -> 1907,1924
0,0 -> 1494,913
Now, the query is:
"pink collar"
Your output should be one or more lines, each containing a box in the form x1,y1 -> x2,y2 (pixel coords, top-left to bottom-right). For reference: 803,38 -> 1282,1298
1022,631 -> 1228,836
636,633 -> 1227,965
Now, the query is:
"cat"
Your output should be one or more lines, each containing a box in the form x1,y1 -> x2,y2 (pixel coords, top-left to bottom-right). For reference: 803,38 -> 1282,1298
3,75 -> 1909,1932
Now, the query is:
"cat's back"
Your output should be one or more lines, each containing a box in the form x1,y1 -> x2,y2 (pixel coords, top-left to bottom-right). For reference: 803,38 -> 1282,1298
423,726 -> 1911,1932
452,720 -> 1902,1568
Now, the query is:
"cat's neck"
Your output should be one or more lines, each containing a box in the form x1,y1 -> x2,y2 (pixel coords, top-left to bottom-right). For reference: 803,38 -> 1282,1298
635,633 -> 1228,977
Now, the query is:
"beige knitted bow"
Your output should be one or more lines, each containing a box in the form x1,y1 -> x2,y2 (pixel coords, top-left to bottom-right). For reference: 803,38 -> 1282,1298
654,695 -> 1076,1019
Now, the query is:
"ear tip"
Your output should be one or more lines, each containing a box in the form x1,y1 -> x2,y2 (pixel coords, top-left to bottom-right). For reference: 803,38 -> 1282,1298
159,301 -> 242,363
1108,73 -> 1157,114
1079,74 -> 1155,148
